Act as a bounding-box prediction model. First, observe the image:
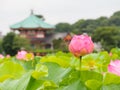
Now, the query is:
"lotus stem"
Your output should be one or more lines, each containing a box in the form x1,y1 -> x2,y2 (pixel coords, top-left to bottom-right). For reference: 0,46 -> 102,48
79,56 -> 82,71
79,56 -> 82,77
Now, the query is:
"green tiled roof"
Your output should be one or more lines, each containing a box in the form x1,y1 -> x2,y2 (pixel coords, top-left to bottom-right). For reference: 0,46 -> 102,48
10,14 -> 55,29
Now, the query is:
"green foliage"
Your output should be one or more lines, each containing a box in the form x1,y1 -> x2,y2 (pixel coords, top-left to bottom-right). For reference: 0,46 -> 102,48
1,49 -> 120,90
93,26 -> 120,51
82,52 -> 110,72
55,23 -> 72,32
0,61 -> 25,82
0,72 -> 31,90
71,19 -> 85,34
73,19 -> 100,34
43,62 -> 72,84
34,49 -> 55,53
85,79 -> 102,90
2,32 -> 31,56
13,36 -> 31,51
40,52 -> 77,68
55,11 -> 120,35
102,84 -> 120,90
32,63 -> 48,79
53,39 -> 68,52
2,32 -> 16,55
53,39 -> 63,49
110,48 -> 120,56
108,11 -> 120,26
0,39 -> 3,53
58,80 -> 87,90
103,73 -> 120,85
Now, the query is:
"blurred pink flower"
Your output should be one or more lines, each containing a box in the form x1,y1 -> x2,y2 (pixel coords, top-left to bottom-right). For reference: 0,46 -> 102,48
109,52 -> 112,56
69,34 -> 94,57
16,50 -> 27,60
6,54 -> 10,58
0,54 -> 4,59
108,60 -> 120,76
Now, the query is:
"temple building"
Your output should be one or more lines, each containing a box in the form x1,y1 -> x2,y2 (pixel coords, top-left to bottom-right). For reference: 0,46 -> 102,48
10,12 -> 55,49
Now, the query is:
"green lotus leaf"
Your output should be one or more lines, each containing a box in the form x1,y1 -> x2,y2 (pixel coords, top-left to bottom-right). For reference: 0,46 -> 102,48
103,73 -> 120,85
85,79 -> 102,90
43,62 -> 72,84
0,61 -> 25,82
40,51 -> 77,68
110,48 -> 120,57
102,84 -> 120,90
0,72 -> 31,90
26,77 -> 44,90
57,79 -> 87,90
80,71 -> 103,82
82,51 -> 110,72
32,64 -> 48,79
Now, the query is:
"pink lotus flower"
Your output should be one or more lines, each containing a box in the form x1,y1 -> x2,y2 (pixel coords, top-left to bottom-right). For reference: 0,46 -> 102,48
69,34 -> 94,57
108,60 -> 120,76
0,54 -> 4,59
16,50 -> 27,60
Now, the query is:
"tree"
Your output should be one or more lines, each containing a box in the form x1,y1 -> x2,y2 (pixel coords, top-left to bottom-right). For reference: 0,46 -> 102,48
2,32 -> 31,56
108,11 -> 120,26
12,36 -> 31,51
0,39 -> 3,53
52,38 -> 68,51
95,16 -> 108,26
55,23 -> 72,32
71,19 -> 85,34
2,32 -> 16,56
92,26 -> 120,51
71,17 -> 109,35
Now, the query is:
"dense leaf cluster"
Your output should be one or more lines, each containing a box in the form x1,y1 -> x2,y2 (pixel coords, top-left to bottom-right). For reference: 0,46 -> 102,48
0,49 -> 120,90
55,11 -> 120,34
1,32 -> 31,56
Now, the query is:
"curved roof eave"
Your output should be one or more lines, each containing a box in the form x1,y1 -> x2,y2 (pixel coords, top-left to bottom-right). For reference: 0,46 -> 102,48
10,14 -> 55,30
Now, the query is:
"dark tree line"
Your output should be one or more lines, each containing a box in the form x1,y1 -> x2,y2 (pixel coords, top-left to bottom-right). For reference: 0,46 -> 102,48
55,11 -> 120,34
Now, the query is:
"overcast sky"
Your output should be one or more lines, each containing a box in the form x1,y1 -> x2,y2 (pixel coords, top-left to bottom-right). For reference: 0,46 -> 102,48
0,0 -> 120,35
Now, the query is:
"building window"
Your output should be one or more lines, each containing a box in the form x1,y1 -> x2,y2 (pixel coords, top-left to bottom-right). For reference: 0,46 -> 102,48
28,30 -> 35,37
20,31 -> 26,38
36,31 -> 45,38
